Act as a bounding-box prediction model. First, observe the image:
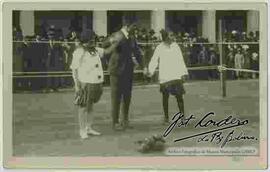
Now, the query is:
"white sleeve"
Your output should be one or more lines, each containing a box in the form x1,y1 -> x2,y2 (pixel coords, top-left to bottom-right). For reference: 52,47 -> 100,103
70,48 -> 83,70
241,55 -> 245,65
175,43 -> 188,75
148,45 -> 160,76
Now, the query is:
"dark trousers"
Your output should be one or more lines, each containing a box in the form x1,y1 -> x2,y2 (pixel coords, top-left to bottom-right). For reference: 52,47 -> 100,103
46,66 -> 60,90
110,74 -> 133,125
46,77 -> 60,90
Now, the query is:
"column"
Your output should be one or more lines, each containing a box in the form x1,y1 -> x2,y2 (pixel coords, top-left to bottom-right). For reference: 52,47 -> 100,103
151,10 -> 165,37
93,11 -> 107,36
81,15 -> 90,39
247,10 -> 259,34
202,10 -> 216,43
20,11 -> 35,36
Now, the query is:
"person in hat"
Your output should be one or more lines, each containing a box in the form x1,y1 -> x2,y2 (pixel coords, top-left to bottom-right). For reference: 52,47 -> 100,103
146,29 -> 188,124
231,30 -> 239,42
103,17 -> 142,131
198,46 -> 208,65
250,52 -> 259,79
208,46 -> 218,80
70,38 -> 104,139
149,29 -> 157,41
242,45 -> 251,79
248,31 -> 256,42
225,47 -> 235,80
242,32 -> 248,42
45,25 -> 64,92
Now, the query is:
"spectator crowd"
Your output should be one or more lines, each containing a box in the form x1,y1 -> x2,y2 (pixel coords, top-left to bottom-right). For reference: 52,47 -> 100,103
12,24 -> 260,92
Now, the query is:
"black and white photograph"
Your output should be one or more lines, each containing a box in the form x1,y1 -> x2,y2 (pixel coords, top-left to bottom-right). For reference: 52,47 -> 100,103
2,0 -> 268,170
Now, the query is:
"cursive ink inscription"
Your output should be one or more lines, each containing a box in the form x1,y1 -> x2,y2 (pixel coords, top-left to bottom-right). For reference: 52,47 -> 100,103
195,112 -> 248,128
197,130 -> 258,148
163,112 -> 195,137
163,111 -> 256,147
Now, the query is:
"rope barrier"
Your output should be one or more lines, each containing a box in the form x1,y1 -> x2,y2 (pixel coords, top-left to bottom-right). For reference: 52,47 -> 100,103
12,66 -> 218,77
217,65 -> 259,73
223,67 -> 259,73
13,71 -> 72,74
13,40 -> 260,45
13,75 -> 73,78
138,42 -> 260,45
13,65 -> 260,78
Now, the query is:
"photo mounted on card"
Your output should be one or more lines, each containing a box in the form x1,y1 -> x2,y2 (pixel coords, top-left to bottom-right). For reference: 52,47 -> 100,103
1,0 -> 268,170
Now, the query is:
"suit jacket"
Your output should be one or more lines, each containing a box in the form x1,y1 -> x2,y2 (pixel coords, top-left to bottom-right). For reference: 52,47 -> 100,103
103,30 -> 142,76
46,42 -> 64,71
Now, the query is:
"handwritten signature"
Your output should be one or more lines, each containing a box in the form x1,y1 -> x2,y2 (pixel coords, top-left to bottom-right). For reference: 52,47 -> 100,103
163,112 -> 257,148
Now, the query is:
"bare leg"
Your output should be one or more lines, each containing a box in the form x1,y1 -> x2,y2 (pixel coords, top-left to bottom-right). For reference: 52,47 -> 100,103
86,103 -> 101,135
86,103 -> 93,129
176,95 -> 185,115
78,107 -> 88,139
162,92 -> 169,122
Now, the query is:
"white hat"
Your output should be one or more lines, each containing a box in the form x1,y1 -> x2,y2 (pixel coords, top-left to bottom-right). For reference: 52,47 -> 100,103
252,52 -> 258,57
242,45 -> 249,50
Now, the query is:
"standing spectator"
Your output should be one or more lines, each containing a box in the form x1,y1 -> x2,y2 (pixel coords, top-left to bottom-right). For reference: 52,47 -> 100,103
149,29 -> 157,41
13,34 -> 24,91
189,44 -> 198,66
40,21 -> 49,39
248,32 -> 256,42
62,38 -> 72,87
241,32 -> 248,42
198,46 -> 208,65
45,25 -> 64,92
232,30 -> 242,42
226,48 -> 235,80
250,52 -> 259,79
31,34 -> 46,90
21,36 -> 34,90
255,31 -> 259,42
181,43 -> 191,66
197,46 -> 209,79
56,29 -> 64,41
208,47 -> 218,80
13,26 -> 23,41
242,45 -> 251,79
234,48 -> 245,79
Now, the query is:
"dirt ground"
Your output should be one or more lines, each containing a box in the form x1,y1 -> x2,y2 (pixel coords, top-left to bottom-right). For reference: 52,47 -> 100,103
13,80 -> 260,156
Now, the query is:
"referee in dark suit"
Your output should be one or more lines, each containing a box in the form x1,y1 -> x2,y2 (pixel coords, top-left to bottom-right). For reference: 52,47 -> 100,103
103,18 -> 142,131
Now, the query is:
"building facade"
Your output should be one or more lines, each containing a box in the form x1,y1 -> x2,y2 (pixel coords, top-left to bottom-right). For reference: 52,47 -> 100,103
15,10 -> 259,43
